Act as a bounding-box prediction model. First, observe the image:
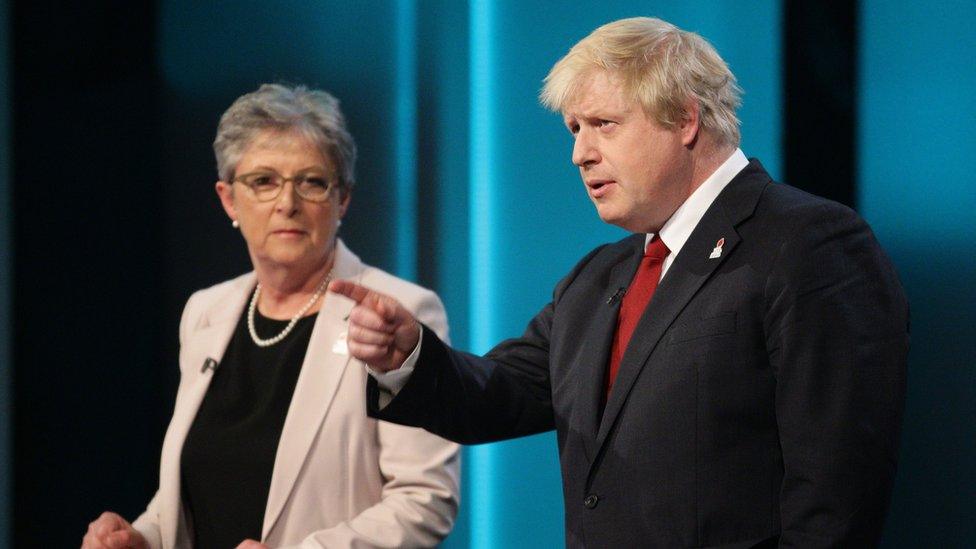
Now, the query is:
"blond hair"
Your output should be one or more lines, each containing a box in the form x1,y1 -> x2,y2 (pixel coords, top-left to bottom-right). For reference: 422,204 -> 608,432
541,17 -> 742,147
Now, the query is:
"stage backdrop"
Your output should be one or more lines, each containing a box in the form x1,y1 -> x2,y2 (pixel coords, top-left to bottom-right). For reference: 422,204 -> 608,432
859,1 -> 976,545
4,1 -> 975,548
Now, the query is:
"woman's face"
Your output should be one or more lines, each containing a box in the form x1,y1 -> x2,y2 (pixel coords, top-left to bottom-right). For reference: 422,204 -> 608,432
215,128 -> 350,276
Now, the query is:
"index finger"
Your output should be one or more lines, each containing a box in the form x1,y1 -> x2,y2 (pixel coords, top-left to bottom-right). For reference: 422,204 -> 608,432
330,280 -> 400,322
328,280 -> 373,304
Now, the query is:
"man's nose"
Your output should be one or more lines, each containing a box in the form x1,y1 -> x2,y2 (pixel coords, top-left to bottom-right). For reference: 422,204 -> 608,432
572,129 -> 600,167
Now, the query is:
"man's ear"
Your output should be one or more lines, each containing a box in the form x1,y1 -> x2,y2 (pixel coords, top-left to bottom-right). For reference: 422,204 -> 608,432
679,98 -> 701,146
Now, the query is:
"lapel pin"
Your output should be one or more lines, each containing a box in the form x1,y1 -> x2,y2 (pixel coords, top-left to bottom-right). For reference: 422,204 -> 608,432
332,331 -> 349,356
709,237 -> 725,259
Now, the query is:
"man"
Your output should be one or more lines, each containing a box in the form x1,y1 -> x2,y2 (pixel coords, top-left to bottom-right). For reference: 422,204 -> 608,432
330,17 -> 908,548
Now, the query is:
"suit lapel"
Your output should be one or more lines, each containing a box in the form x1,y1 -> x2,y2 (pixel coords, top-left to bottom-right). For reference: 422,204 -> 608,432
593,162 -> 768,454
575,237 -> 644,464
262,241 -> 361,539
159,275 -> 253,548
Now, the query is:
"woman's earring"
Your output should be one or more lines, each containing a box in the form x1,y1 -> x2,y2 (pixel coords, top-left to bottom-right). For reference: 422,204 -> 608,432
232,220 -> 240,229
337,220 -> 342,228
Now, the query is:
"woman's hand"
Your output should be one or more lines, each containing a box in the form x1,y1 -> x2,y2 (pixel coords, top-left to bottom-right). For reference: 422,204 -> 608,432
81,511 -> 148,549
329,280 -> 421,372
236,540 -> 269,549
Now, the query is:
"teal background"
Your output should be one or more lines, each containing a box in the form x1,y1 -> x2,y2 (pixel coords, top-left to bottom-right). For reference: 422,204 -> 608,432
2,0 -> 974,547
859,1 -> 976,545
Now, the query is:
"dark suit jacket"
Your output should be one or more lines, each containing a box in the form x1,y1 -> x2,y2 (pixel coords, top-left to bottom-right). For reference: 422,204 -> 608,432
369,161 -> 909,548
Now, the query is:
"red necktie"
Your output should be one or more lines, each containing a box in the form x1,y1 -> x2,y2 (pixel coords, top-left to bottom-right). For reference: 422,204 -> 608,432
606,236 -> 670,398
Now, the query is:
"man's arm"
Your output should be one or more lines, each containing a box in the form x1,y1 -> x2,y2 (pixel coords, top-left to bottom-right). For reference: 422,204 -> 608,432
365,319 -> 556,444
765,202 -> 909,546
330,283 -> 558,445
330,241 -> 608,445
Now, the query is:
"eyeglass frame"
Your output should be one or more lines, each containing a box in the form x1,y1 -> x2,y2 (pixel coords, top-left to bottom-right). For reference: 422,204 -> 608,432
231,169 -> 342,203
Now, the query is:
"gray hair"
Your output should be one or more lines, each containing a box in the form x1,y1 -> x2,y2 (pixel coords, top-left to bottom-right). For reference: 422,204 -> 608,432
541,17 -> 742,147
213,83 -> 357,190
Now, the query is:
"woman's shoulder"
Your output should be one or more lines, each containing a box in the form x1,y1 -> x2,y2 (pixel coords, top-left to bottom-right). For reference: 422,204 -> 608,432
186,272 -> 254,305
357,264 -> 450,342
336,239 -> 442,310
357,264 -> 441,309
180,272 -> 255,328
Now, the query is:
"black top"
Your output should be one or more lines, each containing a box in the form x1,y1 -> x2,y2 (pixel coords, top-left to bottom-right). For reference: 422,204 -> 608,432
180,304 -> 316,549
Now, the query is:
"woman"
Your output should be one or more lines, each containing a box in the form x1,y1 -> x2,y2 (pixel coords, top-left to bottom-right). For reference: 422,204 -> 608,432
82,84 -> 460,548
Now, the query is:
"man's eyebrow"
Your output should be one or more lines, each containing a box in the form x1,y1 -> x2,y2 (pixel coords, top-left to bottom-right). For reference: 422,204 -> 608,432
574,112 -> 614,123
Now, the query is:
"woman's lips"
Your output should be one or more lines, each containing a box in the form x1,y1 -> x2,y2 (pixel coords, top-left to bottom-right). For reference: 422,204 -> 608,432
272,229 -> 306,238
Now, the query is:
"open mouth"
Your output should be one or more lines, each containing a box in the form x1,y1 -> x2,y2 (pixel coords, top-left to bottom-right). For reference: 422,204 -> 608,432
586,179 -> 615,198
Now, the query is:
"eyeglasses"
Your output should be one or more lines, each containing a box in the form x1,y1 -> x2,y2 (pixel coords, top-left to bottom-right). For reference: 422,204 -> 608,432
232,170 -> 339,203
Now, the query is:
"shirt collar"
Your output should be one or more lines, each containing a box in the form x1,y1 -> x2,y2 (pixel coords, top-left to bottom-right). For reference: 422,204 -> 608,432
645,148 -> 749,257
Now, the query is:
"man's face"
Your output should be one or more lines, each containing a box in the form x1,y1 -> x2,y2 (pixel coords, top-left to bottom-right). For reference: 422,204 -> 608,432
562,71 -> 695,233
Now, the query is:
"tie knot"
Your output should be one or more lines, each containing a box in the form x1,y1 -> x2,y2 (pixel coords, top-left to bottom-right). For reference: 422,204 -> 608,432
644,236 -> 670,261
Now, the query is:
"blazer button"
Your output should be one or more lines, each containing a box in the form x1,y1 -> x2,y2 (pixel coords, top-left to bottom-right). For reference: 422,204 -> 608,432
583,494 -> 599,509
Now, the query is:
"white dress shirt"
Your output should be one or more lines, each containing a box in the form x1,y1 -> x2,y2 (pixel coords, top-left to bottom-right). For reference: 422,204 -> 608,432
651,147 -> 748,278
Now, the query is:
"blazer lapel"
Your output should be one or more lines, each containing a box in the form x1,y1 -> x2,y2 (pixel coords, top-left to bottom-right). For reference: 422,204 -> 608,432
574,237 -> 644,464
262,241 -> 361,539
159,275 -> 253,548
594,163 -> 768,454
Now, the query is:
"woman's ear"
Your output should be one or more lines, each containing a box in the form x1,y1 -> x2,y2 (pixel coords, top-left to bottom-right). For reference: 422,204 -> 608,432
338,188 -> 352,219
215,181 -> 237,223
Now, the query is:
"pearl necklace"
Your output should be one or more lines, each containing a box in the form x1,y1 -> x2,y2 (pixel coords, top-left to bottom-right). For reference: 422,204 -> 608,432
247,271 -> 333,347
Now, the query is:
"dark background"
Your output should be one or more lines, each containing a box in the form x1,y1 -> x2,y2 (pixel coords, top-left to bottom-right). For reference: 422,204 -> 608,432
2,1 -> 974,547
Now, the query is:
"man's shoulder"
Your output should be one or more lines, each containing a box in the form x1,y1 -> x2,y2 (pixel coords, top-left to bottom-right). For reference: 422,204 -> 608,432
750,179 -> 864,232
741,178 -> 885,278
721,160 -> 858,226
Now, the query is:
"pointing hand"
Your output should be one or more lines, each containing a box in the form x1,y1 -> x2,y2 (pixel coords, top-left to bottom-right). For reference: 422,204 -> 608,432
329,280 -> 420,372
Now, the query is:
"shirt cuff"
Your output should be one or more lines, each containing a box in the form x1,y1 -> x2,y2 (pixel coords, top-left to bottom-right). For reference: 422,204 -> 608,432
365,325 -> 423,408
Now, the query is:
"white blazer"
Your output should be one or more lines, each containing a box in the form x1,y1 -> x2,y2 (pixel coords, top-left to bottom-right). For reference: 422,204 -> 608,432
132,240 -> 460,548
